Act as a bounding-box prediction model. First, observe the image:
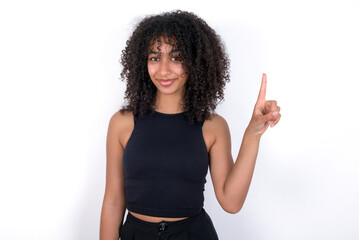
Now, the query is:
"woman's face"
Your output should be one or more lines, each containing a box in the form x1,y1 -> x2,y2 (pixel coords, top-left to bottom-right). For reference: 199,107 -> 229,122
147,36 -> 188,95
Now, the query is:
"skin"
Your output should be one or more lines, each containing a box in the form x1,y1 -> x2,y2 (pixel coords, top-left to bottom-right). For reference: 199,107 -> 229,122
99,37 -> 281,239
147,36 -> 188,113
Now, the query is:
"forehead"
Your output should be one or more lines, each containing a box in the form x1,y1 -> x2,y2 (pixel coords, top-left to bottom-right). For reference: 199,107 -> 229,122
148,36 -> 178,53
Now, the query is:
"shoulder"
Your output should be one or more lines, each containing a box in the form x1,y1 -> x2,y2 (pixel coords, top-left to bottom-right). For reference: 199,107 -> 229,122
110,109 -> 133,124
204,112 -> 229,130
108,110 -> 134,148
108,110 -> 133,130
203,113 -> 230,150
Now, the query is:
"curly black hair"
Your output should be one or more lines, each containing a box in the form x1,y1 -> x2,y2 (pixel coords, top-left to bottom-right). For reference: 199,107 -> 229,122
119,9 -> 230,125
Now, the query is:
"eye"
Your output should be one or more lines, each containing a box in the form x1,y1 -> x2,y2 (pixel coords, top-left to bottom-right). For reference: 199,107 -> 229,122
171,57 -> 182,61
148,57 -> 159,61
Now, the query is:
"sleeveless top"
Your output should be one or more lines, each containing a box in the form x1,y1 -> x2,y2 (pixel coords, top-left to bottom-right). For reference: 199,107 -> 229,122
122,110 -> 209,218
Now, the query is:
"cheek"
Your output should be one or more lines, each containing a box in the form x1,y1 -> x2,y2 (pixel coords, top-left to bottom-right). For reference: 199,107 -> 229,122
147,64 -> 156,76
174,65 -> 186,76
181,75 -> 188,84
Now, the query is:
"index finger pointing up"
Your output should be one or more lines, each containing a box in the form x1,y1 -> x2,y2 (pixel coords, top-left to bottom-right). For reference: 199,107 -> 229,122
257,73 -> 267,102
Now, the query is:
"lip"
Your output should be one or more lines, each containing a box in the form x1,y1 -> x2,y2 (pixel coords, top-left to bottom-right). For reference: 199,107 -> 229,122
158,78 -> 176,86
158,79 -> 176,81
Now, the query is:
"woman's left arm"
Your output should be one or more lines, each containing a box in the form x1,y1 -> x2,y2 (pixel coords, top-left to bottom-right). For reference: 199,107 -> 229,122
209,73 -> 281,213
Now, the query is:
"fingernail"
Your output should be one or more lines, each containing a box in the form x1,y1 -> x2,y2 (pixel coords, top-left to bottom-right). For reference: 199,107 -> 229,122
272,112 -> 278,116
268,121 -> 273,125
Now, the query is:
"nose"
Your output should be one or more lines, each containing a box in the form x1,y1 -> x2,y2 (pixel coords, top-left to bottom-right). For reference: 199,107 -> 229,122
158,58 -> 171,76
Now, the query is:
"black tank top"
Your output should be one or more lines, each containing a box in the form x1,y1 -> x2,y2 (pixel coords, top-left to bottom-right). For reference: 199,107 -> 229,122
123,110 -> 209,218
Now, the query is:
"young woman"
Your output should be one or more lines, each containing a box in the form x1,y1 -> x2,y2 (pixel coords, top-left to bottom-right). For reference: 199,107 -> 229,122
100,10 -> 281,240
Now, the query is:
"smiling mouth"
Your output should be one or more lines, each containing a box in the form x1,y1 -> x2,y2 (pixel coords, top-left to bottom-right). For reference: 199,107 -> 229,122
158,79 -> 176,81
158,79 -> 176,86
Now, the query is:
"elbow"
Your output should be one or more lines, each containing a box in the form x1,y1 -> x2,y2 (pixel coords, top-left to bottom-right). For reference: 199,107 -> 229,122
222,198 -> 244,214
222,202 -> 243,214
219,190 -> 245,214
225,206 -> 241,214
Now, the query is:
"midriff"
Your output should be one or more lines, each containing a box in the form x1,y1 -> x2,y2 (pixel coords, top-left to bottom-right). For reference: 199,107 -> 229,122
128,210 -> 189,223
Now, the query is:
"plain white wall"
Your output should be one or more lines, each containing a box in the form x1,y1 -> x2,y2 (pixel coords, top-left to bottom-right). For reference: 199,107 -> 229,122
0,0 -> 358,239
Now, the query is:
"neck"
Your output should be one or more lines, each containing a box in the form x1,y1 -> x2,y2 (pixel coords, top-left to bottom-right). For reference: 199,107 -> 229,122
154,90 -> 185,113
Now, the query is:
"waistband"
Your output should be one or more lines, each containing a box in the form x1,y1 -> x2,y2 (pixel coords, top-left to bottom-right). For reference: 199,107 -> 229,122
125,208 -> 205,233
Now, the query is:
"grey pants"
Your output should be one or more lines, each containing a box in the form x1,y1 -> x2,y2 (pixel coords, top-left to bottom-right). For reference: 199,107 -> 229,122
120,208 -> 219,240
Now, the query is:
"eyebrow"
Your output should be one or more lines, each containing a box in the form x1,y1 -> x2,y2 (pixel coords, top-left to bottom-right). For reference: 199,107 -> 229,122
148,50 -> 182,55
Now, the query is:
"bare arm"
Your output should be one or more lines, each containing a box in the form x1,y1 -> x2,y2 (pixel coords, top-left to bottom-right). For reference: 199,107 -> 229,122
222,129 -> 261,212
100,202 -> 126,240
207,115 -> 260,214
208,74 -> 281,214
224,73 -> 281,212
100,112 -> 127,240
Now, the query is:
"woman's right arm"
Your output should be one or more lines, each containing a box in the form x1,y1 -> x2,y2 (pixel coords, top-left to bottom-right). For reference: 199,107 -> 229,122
100,112 -> 127,240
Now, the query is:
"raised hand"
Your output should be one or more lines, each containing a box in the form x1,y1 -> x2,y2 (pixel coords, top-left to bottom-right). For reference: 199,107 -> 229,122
246,73 -> 281,137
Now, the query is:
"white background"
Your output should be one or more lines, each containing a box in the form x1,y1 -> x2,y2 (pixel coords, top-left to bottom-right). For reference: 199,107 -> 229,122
1,0 -> 358,239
